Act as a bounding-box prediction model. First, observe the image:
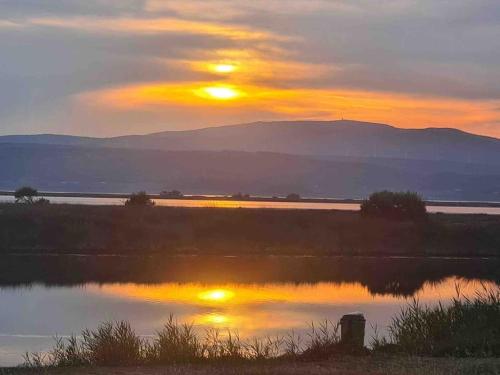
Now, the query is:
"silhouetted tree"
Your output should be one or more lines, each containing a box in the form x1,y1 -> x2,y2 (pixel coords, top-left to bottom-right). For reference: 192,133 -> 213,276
360,191 -> 427,221
14,186 -> 38,204
125,191 -> 155,206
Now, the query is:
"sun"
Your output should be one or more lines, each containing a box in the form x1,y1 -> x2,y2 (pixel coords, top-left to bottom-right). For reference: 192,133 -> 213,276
196,86 -> 241,100
210,64 -> 237,73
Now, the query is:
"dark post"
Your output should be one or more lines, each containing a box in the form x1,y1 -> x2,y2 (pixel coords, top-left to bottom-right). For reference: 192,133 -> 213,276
340,313 -> 365,349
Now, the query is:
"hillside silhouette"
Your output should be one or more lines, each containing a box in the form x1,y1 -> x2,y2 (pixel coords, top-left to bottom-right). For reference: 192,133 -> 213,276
3,120 -> 500,164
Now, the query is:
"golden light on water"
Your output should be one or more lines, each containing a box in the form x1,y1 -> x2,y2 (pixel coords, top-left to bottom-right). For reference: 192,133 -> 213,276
198,288 -> 235,302
88,278 -> 498,337
93,278 -> 497,307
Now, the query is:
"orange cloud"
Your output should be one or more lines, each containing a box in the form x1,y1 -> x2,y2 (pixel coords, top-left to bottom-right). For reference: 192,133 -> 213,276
77,80 -> 500,135
29,16 -> 289,41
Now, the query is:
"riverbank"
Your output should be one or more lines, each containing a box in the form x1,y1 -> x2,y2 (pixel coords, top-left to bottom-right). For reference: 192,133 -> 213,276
1,203 -> 500,257
4,357 -> 500,375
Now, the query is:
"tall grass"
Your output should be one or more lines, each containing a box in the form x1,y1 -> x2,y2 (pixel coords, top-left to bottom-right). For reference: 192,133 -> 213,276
149,315 -> 202,363
372,285 -> 500,357
24,317 -> 341,368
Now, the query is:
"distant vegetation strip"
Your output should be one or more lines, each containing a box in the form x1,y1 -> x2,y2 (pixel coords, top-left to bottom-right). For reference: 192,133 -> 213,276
2,190 -> 500,207
1,202 -> 500,257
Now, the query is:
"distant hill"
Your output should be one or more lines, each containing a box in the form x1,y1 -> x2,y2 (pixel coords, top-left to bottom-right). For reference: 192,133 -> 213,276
1,143 -> 500,200
3,120 -> 500,165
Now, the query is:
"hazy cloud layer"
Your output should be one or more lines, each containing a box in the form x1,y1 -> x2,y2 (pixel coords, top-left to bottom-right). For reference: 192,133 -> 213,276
1,0 -> 499,136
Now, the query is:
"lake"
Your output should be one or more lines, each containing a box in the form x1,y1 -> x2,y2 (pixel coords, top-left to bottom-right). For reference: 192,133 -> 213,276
0,255 -> 498,366
2,195 -> 500,215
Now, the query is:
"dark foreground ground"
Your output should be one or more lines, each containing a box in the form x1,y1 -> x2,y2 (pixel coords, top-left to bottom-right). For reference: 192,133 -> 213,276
1,203 -> 500,257
3,357 -> 500,375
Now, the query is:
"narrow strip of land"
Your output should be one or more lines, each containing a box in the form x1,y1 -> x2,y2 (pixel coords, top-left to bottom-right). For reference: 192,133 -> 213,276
2,191 -> 500,207
1,204 -> 500,257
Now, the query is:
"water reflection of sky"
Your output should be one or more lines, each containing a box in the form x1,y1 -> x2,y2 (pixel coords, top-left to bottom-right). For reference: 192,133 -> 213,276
0,277 -> 496,366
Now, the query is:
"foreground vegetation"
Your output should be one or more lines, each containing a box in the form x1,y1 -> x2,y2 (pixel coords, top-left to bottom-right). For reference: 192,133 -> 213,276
20,288 -> 499,371
6,357 -> 499,375
23,317 -> 340,367
374,286 -> 500,357
1,203 -> 500,256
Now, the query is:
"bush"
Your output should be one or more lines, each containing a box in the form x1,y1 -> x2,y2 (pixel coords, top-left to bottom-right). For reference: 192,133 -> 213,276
14,186 -> 38,204
124,191 -> 155,206
14,186 -> 50,205
24,321 -> 144,367
82,321 -> 143,366
360,191 -> 427,221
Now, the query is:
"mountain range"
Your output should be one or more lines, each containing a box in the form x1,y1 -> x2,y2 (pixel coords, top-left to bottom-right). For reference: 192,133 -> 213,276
2,120 -> 500,200
3,120 -> 500,164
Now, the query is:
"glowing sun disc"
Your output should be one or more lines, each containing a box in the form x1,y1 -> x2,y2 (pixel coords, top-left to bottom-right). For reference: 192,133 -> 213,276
197,86 -> 240,100
212,64 -> 237,73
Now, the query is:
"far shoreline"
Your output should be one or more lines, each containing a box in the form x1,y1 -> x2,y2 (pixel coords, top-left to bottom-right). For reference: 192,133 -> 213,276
2,190 -> 500,208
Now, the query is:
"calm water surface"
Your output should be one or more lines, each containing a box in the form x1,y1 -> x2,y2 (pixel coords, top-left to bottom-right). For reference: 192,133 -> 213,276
0,256 -> 498,366
2,196 -> 500,214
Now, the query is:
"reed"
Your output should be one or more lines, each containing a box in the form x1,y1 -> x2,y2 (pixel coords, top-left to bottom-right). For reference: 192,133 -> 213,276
23,317 -> 341,367
372,285 -> 500,357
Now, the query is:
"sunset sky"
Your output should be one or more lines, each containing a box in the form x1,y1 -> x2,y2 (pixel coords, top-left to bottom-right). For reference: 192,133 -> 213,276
1,1 -> 499,137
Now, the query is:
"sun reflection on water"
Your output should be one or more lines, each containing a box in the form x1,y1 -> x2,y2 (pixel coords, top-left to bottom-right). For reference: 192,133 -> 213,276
198,288 -> 235,302
87,278 -> 498,338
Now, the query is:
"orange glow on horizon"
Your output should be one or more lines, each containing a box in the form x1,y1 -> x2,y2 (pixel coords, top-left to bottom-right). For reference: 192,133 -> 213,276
73,44 -> 500,136
78,80 -> 500,134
